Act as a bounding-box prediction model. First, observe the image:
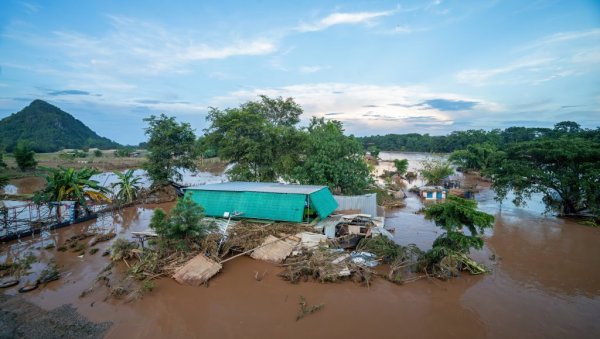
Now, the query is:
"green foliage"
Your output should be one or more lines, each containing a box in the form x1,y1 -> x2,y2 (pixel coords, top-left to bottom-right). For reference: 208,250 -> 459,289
367,146 -> 380,158
204,96 -> 304,182
14,141 -> 37,171
0,151 -> 7,168
93,149 -> 103,157
111,169 -> 143,203
419,158 -> 453,185
150,196 -> 215,240
449,143 -> 497,172
357,121 -> 598,153
58,150 -> 88,160
487,137 -> 600,216
0,99 -> 120,152
393,159 -> 409,176
292,117 -> 372,195
113,147 -> 134,157
34,166 -> 111,206
423,196 -> 494,273
143,114 -> 197,185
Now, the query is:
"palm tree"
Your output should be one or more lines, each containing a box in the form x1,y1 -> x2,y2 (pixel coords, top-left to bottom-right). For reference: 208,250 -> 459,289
34,166 -> 112,206
111,169 -> 143,204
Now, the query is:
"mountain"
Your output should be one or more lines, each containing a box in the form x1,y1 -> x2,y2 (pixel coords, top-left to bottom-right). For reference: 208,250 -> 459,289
0,99 -> 121,152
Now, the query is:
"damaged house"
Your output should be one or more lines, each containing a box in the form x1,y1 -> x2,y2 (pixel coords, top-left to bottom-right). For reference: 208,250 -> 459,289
184,182 -> 338,223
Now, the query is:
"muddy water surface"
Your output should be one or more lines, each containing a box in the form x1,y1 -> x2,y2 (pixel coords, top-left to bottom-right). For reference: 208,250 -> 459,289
1,153 -> 599,338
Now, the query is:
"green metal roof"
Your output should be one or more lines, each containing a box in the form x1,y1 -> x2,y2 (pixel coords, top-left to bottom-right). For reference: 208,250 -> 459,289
185,181 -> 326,194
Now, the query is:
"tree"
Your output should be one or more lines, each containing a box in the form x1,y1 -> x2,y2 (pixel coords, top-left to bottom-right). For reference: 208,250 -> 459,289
423,196 -> 495,275
486,137 -> 600,216
393,159 -> 409,177
553,121 -> 582,134
112,169 -> 143,204
150,196 -> 215,240
14,141 -> 37,171
0,151 -> 7,169
93,149 -> 103,157
449,143 -> 497,172
204,96 -> 305,182
292,117 -> 372,195
143,114 -> 197,185
367,146 -> 380,159
419,158 -> 453,185
34,167 -> 111,206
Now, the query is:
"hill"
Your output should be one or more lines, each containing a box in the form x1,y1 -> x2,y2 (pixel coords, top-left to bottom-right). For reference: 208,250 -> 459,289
0,99 -> 121,152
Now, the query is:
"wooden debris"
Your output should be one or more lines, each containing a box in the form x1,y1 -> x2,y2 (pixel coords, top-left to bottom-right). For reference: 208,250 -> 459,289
250,235 -> 299,263
172,253 -> 222,286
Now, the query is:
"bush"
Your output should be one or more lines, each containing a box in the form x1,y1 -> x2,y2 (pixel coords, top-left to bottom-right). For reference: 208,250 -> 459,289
150,196 -> 215,240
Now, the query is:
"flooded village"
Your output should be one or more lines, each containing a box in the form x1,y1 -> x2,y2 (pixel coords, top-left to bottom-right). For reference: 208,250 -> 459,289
1,152 -> 599,338
2,1 -> 600,338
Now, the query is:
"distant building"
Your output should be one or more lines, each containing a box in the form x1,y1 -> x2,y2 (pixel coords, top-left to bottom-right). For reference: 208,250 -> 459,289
184,182 -> 338,223
419,186 -> 447,200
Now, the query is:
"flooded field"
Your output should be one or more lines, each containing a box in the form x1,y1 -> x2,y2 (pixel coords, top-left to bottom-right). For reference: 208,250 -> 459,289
1,152 -> 599,338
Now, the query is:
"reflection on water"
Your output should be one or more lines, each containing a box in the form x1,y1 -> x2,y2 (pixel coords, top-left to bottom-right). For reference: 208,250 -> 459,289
1,153 -> 599,338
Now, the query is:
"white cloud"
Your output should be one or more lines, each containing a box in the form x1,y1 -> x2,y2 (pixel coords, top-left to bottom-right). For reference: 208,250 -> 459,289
299,65 -> 328,73
211,83 -> 501,135
297,10 -> 395,32
456,29 -> 600,86
5,15 -> 277,77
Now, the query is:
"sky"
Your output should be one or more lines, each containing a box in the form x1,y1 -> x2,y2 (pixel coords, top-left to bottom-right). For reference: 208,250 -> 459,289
0,0 -> 599,145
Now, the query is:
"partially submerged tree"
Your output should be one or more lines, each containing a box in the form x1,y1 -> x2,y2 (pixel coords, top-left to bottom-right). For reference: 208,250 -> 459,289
393,159 -> 409,177
14,141 -> 37,171
486,137 -> 600,216
34,167 -> 111,206
292,117 -> 372,195
449,143 -> 497,172
423,196 -> 495,275
367,146 -> 380,159
150,196 -> 215,240
419,158 -> 453,185
112,169 -> 143,204
143,114 -> 197,185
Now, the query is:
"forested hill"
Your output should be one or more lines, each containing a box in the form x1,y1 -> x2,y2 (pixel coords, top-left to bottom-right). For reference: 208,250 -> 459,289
358,122 -> 600,153
0,99 -> 121,152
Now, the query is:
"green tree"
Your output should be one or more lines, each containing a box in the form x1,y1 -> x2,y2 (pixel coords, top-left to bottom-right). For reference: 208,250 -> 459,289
393,159 -> 409,177
419,158 -> 453,185
143,114 -> 197,185
449,143 -> 497,172
0,151 -> 7,169
487,137 -> 600,216
204,96 -> 304,182
111,169 -> 143,204
14,141 -> 37,171
93,149 -> 103,157
367,146 -> 380,158
423,196 -> 495,274
150,196 -> 215,240
292,117 -> 372,195
34,167 -> 111,206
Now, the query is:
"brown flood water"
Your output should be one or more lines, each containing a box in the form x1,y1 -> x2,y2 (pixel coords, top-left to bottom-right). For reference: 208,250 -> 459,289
2,161 -> 600,338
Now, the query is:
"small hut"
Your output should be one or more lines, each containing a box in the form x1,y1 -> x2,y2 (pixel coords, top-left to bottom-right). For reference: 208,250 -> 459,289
419,186 -> 447,201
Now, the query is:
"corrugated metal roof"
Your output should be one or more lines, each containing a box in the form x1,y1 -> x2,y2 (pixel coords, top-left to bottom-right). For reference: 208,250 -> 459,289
333,193 -> 378,217
185,181 -> 327,195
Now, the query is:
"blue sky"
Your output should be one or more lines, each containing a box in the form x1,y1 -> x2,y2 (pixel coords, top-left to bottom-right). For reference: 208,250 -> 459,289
0,0 -> 599,144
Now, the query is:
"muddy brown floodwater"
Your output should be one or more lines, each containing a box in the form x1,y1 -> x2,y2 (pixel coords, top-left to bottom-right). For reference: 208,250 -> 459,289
2,153 -> 600,338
